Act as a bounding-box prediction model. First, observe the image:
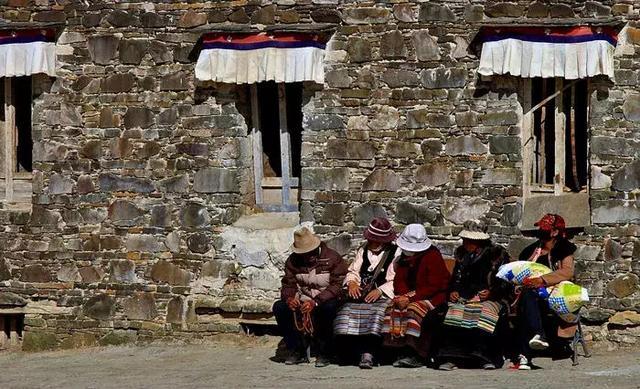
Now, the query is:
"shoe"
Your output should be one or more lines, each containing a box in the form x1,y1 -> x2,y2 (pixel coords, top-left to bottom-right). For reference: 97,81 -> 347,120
395,356 -> 423,368
529,334 -> 549,350
315,355 -> 331,368
359,353 -> 374,369
517,354 -> 531,370
483,363 -> 496,370
438,362 -> 457,371
285,351 -> 308,365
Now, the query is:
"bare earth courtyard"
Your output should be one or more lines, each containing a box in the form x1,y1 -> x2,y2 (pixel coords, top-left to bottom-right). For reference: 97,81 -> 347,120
0,337 -> 639,389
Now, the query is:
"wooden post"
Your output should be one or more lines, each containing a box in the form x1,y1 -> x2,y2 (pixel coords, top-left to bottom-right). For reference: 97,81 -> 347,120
538,79 -> 547,184
522,78 -> 533,199
250,84 -> 263,206
277,83 -> 292,209
569,84 -> 579,191
4,77 -> 14,203
554,78 -> 566,195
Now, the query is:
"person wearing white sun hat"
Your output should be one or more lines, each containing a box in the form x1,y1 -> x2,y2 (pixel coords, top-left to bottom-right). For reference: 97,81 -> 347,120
381,223 -> 451,368
436,220 -> 514,371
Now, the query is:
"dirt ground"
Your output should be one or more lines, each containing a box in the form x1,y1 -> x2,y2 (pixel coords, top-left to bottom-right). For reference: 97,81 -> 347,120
1,336 -> 640,389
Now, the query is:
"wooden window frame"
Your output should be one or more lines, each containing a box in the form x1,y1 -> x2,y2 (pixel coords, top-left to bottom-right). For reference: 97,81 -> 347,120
250,83 -> 299,213
521,77 -> 590,198
1,76 -> 32,208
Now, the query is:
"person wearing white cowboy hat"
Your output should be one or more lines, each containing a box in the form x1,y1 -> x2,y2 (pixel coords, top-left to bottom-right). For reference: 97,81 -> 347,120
381,223 -> 451,368
273,227 -> 348,368
334,217 -> 399,369
436,220 -> 514,371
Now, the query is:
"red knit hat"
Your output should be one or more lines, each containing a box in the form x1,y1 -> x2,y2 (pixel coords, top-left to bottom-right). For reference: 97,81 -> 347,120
363,217 -> 396,243
534,213 -> 566,232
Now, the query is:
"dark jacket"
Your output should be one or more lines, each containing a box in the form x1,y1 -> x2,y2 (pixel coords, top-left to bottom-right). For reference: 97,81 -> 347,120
280,242 -> 348,304
393,246 -> 451,307
451,244 -> 513,302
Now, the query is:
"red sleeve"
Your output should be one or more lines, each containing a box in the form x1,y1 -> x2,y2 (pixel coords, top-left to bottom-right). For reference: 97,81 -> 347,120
411,249 -> 451,306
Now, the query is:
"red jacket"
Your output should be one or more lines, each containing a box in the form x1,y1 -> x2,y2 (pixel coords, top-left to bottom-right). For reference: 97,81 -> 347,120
393,246 -> 450,307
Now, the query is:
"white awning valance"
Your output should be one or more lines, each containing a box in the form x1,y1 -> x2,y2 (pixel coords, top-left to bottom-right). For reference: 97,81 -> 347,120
0,29 -> 56,77
478,26 -> 618,80
195,32 -> 326,84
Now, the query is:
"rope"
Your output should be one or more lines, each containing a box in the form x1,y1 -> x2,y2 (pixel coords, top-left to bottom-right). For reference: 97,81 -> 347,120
293,309 -> 314,335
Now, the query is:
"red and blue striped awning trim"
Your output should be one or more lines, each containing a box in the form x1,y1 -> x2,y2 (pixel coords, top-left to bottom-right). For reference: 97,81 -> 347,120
202,32 -> 326,51
0,29 -> 55,45
480,26 -> 618,46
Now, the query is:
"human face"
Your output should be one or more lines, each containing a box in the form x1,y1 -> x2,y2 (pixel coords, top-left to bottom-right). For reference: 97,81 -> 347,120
462,238 -> 480,253
367,240 -> 384,253
401,249 -> 416,257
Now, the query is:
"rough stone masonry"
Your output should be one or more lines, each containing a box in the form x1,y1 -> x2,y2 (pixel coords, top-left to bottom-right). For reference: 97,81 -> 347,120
0,0 -> 639,351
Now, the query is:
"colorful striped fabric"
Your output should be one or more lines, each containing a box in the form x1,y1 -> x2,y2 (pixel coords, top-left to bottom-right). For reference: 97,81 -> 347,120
478,26 -> 618,79
382,300 -> 433,339
195,32 -> 326,84
333,300 -> 389,336
443,301 -> 502,335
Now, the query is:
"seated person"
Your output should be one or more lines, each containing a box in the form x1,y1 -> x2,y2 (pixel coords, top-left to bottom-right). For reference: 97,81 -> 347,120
273,227 -> 348,367
514,214 -> 577,370
333,218 -> 399,369
382,223 -> 451,368
436,220 -> 513,371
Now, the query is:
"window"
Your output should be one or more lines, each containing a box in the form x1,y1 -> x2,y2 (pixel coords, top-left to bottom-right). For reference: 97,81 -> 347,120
522,78 -> 589,196
0,76 -> 33,208
249,82 -> 303,212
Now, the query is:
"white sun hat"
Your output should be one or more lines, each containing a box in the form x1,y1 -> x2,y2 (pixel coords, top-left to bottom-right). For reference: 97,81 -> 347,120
458,220 -> 491,241
396,223 -> 432,252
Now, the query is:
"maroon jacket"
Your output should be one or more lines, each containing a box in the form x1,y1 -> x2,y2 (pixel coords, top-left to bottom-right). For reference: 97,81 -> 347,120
393,246 -> 450,307
280,243 -> 348,304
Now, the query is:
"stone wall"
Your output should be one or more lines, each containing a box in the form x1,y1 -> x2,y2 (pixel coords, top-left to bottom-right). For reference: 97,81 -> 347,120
0,0 -> 639,350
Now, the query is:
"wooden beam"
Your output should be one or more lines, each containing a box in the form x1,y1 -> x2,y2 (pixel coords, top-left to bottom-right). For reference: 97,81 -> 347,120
250,84 -> 264,206
522,78 -> 533,199
526,79 -> 579,116
538,79 -> 547,184
4,77 -> 14,203
570,83 -> 579,191
277,83 -> 292,208
554,78 -> 566,195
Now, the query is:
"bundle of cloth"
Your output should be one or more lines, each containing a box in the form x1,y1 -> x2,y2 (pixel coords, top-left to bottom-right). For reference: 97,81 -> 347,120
496,261 -> 589,318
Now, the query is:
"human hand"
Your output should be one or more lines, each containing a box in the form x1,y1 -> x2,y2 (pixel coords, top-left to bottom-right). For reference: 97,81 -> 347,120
348,281 -> 362,300
364,289 -> 383,303
523,277 -> 545,288
300,300 -> 316,314
287,297 -> 300,310
477,289 -> 490,301
449,291 -> 460,303
394,295 -> 410,309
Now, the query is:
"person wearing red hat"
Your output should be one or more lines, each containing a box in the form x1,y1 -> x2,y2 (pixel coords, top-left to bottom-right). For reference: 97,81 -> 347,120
333,217 -> 399,369
513,213 -> 577,370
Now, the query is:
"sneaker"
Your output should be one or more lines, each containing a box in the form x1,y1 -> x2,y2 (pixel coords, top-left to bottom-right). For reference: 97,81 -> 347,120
315,355 -> 331,368
359,353 -> 374,369
483,363 -> 496,370
285,351 -> 308,365
529,334 -> 549,350
395,356 -> 423,368
517,355 -> 531,371
438,362 -> 458,371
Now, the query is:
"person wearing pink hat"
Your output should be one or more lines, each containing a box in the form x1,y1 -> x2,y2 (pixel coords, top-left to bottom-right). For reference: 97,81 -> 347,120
333,217 -> 399,369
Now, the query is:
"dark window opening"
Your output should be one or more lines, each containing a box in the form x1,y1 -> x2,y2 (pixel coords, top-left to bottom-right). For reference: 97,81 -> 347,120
255,81 -> 303,179
530,78 -> 588,193
14,76 -> 32,173
0,313 -> 24,348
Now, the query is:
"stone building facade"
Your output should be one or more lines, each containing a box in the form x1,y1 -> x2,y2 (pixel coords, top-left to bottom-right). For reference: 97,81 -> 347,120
0,0 -> 639,351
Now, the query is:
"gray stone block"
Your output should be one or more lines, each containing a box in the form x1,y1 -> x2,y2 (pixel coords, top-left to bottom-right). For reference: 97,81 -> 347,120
194,168 -> 238,193
362,169 -> 400,192
301,167 -> 350,191
352,203 -> 388,226
395,202 -> 439,225
87,35 -> 120,65
445,136 -> 488,155
83,294 -> 116,320
415,164 -> 449,187
326,139 -> 376,160
99,174 -> 155,193
179,203 -> 210,228
612,160 -> 640,191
